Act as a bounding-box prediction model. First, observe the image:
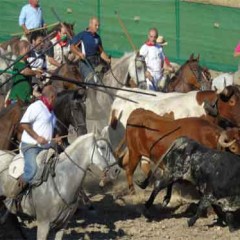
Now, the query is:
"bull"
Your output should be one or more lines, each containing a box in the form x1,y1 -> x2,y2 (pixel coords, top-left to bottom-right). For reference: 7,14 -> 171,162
116,108 -> 240,194
138,136 -> 240,232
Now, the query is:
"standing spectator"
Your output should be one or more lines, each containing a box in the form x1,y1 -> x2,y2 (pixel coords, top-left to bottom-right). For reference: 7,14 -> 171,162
19,0 -> 45,39
139,28 -> 165,91
70,16 -> 111,82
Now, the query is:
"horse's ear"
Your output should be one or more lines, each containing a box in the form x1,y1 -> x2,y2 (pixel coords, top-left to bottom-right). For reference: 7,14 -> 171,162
73,88 -> 86,101
189,53 -> 194,61
196,54 -> 200,61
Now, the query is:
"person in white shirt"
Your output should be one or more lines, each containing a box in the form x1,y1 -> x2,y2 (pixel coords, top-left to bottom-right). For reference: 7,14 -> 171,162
139,28 -> 165,91
20,85 -> 57,184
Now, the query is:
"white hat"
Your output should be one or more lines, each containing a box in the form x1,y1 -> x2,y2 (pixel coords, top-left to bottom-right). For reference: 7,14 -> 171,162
156,36 -> 168,46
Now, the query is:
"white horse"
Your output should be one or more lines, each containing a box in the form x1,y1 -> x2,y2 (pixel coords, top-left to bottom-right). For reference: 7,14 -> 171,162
0,133 -> 120,240
86,52 -> 146,135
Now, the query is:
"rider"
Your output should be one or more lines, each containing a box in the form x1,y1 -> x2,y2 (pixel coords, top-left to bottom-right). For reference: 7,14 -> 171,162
8,40 -> 42,105
19,0 -> 45,40
70,16 -> 111,82
46,24 -> 76,73
20,85 -> 58,186
139,28 -> 165,91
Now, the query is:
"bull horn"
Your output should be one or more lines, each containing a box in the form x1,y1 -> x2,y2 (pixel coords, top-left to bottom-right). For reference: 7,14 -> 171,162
221,87 -> 229,96
218,131 -> 236,148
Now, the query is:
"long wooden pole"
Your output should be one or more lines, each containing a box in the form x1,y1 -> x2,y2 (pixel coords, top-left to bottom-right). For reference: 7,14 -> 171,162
115,11 -> 138,53
11,22 -> 59,37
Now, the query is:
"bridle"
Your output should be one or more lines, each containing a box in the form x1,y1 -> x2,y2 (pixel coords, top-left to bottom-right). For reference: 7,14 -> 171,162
134,55 -> 147,88
52,137 -> 116,209
188,61 -> 211,91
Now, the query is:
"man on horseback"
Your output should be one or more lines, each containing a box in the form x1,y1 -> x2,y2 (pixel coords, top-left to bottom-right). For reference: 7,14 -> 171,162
19,0 -> 45,40
20,85 -> 57,186
70,16 -> 111,83
8,40 -> 43,104
46,24 -> 75,72
139,28 -> 165,91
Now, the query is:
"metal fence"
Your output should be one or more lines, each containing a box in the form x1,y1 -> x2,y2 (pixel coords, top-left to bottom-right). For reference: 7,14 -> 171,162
1,0 -> 240,72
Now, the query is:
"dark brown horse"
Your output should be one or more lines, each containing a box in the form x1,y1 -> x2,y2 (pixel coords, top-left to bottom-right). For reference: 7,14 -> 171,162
0,101 -> 25,150
50,61 -> 83,92
164,54 -> 212,93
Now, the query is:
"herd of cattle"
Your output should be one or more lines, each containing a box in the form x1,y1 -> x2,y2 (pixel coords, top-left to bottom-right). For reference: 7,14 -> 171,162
100,84 -> 240,232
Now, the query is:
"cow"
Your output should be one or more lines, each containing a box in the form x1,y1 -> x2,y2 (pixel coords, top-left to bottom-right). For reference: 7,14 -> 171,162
116,108 -> 240,194
103,85 -> 240,150
137,136 -> 240,232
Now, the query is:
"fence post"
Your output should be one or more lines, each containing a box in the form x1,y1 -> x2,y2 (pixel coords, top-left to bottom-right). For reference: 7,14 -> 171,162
175,0 -> 180,59
97,0 -> 101,36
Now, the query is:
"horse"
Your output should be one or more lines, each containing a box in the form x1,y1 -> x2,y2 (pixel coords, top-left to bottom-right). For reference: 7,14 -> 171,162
164,54 -> 212,92
0,101 -> 25,150
50,61 -> 83,93
86,52 -> 146,134
54,89 -> 87,147
0,133 -> 119,240
0,90 -> 87,150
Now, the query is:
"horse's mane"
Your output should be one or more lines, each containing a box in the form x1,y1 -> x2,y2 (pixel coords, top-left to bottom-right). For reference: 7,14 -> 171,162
111,52 -> 135,68
63,133 -> 94,155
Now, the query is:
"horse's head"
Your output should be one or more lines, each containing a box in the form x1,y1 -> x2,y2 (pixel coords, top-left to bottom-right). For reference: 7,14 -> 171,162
172,54 -> 212,92
93,137 -> 121,180
53,61 -> 83,90
69,89 -> 87,136
127,52 -> 147,88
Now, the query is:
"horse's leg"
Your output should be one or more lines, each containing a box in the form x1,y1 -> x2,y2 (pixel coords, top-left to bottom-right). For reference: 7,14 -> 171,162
37,221 -> 50,240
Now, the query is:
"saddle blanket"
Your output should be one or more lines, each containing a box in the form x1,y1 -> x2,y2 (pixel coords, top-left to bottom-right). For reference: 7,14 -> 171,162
9,148 -> 55,179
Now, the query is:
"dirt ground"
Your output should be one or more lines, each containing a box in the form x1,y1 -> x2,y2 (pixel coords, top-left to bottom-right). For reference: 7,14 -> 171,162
183,0 -> 240,8
1,167 -> 240,240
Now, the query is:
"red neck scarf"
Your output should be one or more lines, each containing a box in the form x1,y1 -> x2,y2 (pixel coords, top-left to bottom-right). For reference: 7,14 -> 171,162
56,32 -> 67,47
145,41 -> 156,46
40,96 -> 53,112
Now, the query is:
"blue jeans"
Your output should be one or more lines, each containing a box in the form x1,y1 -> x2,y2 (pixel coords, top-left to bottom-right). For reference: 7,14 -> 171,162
20,142 -> 44,183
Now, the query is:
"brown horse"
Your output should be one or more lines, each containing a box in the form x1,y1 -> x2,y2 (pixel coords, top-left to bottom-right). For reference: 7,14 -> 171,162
164,54 -> 212,93
0,101 -> 25,150
50,61 -> 83,92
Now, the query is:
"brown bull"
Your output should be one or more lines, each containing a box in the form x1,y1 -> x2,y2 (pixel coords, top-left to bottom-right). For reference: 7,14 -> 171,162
116,108 -> 240,193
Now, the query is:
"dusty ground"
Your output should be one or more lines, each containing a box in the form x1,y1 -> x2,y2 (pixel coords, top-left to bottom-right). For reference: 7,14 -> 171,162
1,167 -> 240,240
183,0 -> 240,8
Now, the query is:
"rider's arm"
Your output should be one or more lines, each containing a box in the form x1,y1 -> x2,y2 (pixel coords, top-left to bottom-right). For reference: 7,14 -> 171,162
21,123 -> 48,145
70,44 -> 85,60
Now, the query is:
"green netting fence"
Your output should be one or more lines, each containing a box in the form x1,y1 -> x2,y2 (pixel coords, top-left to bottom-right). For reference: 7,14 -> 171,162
0,0 -> 240,72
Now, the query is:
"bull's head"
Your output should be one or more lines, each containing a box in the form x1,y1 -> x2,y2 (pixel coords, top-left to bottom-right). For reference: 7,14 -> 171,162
218,128 -> 240,155
217,86 -> 240,127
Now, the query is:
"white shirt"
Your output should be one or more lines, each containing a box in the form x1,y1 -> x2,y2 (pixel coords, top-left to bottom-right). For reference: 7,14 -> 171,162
21,100 -> 56,145
46,37 -> 70,71
139,43 -> 165,74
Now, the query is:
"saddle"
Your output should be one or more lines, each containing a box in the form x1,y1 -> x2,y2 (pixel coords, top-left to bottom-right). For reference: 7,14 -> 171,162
9,148 -> 57,186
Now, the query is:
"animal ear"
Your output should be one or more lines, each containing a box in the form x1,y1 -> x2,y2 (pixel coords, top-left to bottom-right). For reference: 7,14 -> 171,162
196,54 -> 200,61
189,53 -> 194,61
220,86 -> 234,102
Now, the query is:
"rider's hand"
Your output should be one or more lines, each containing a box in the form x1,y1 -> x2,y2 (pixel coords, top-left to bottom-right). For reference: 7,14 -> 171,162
79,52 -> 85,60
36,136 -> 48,145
